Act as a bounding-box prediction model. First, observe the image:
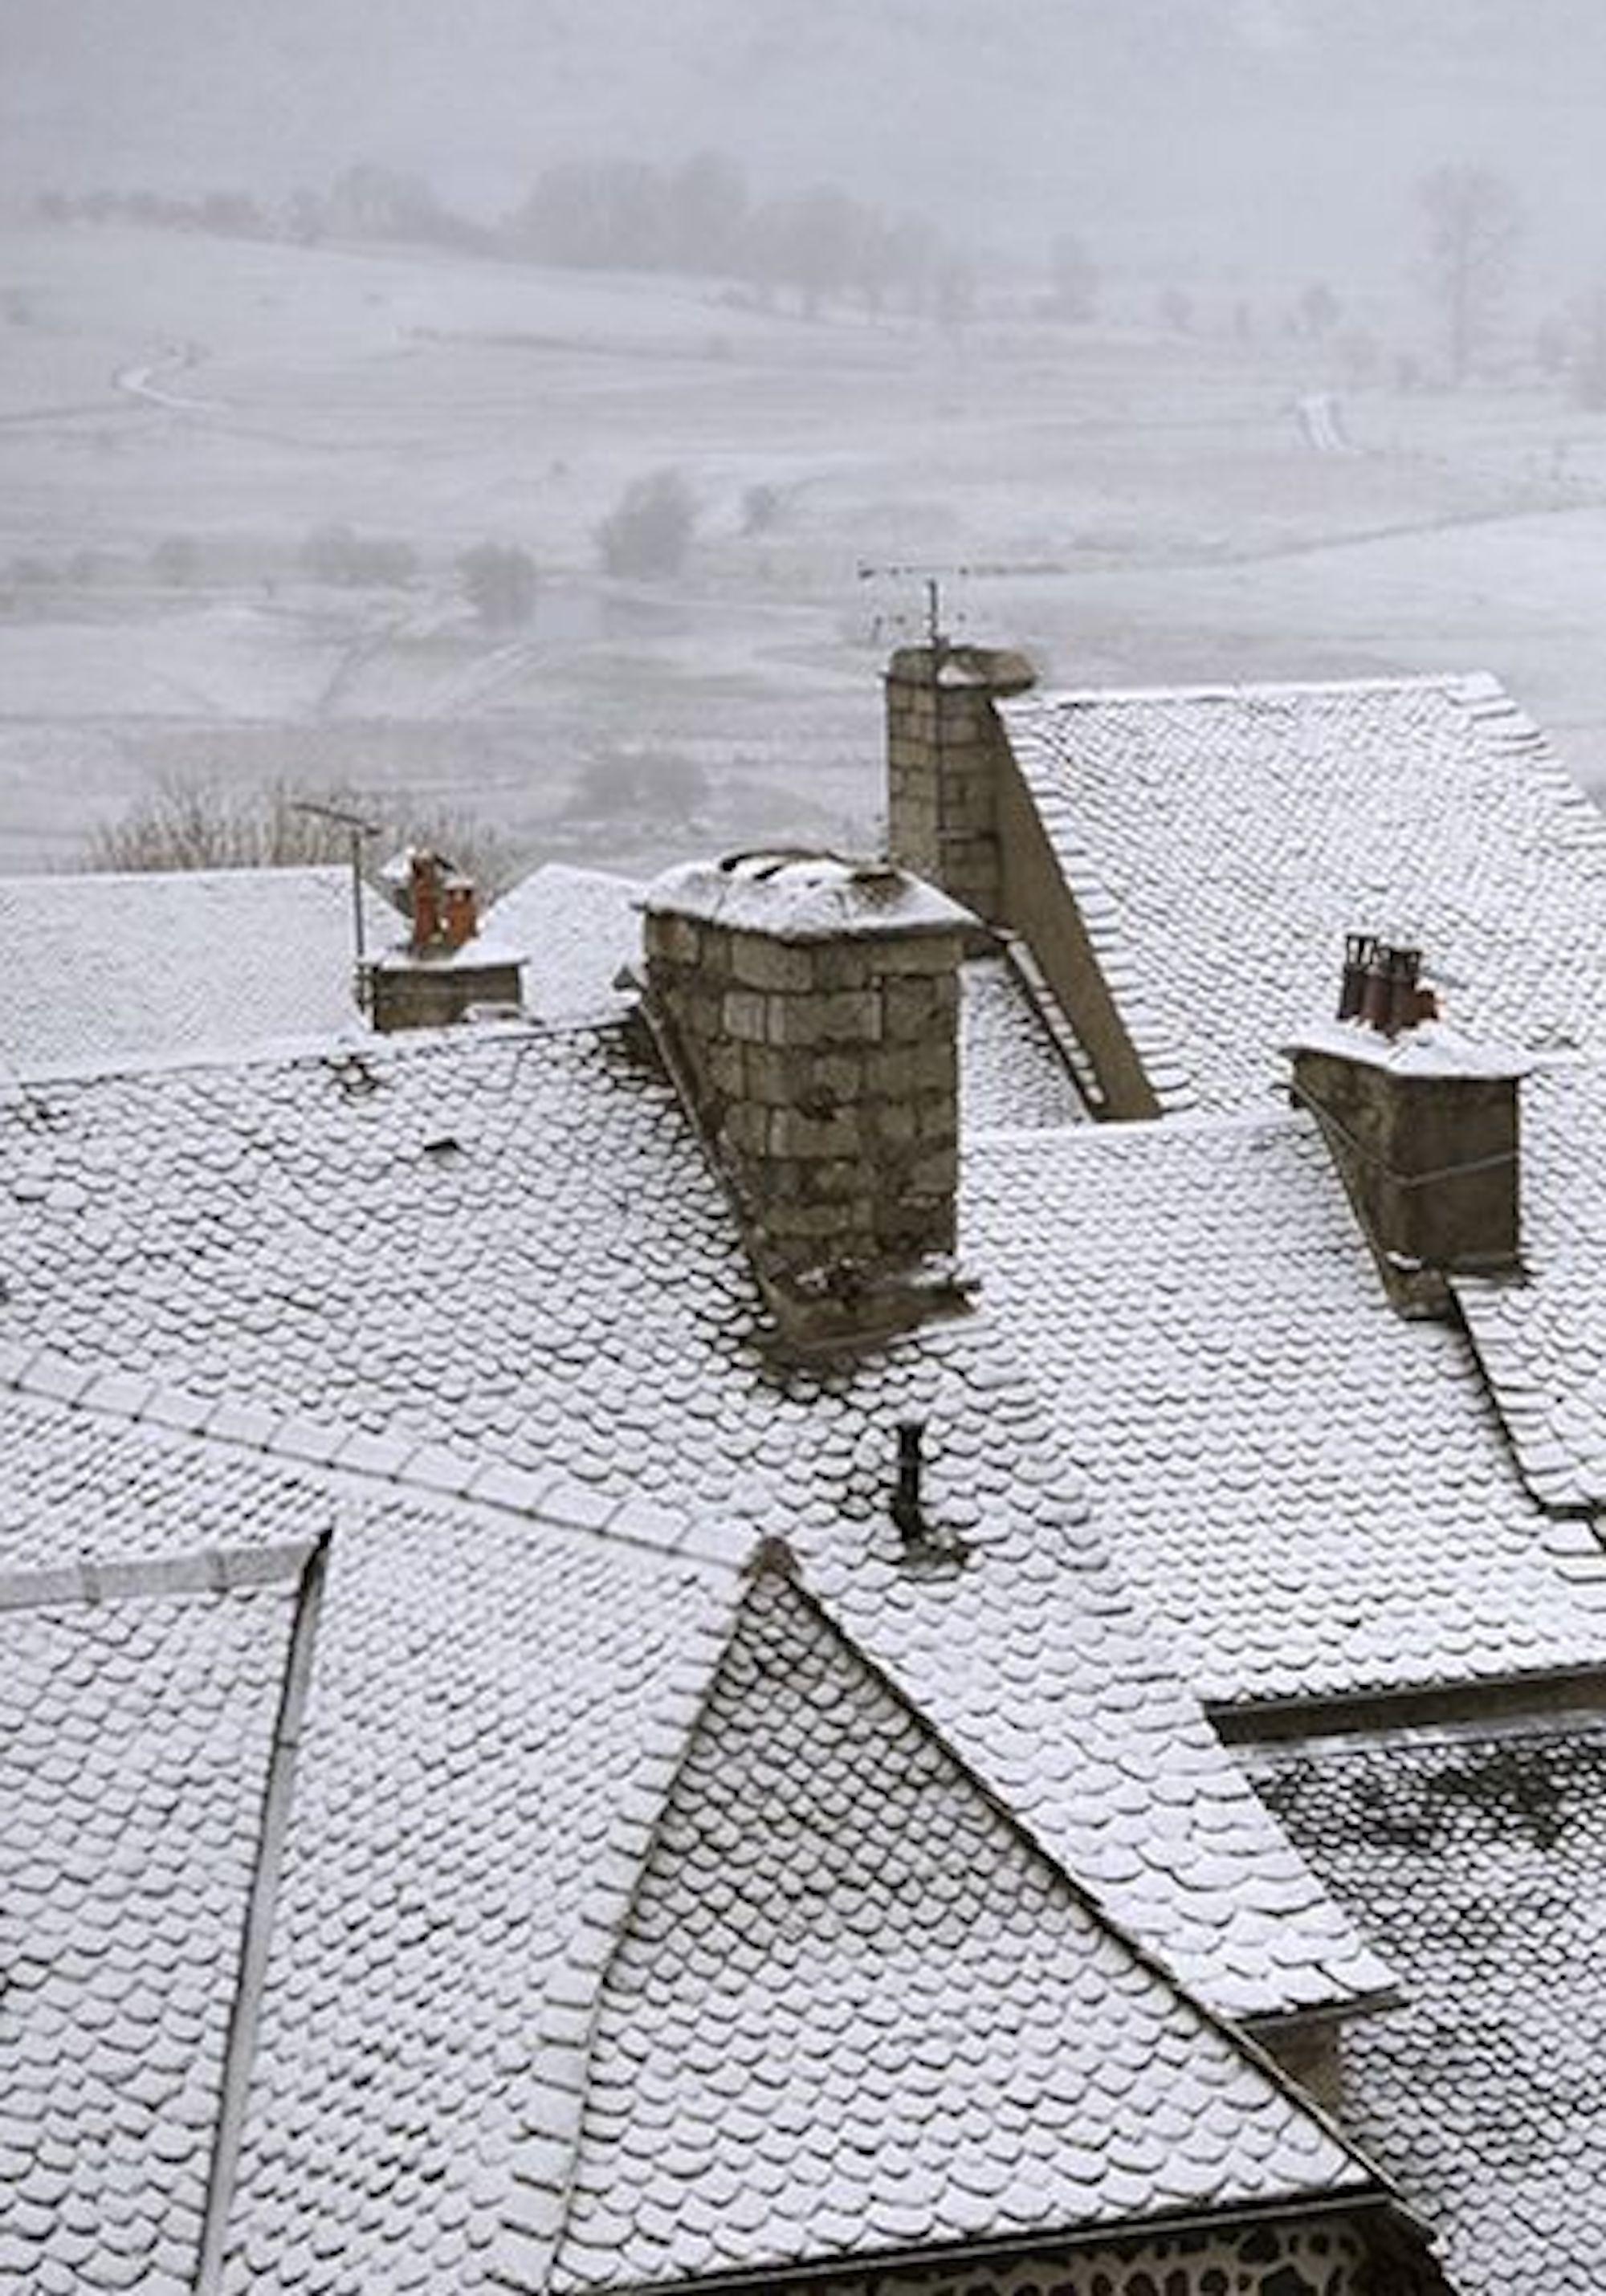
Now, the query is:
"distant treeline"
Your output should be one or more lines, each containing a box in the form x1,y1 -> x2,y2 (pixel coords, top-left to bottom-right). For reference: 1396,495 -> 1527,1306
35,154 -> 976,320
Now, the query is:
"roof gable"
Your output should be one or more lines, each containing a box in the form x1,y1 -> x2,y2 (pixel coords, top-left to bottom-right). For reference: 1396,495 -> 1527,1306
515,1564 -> 1372,2294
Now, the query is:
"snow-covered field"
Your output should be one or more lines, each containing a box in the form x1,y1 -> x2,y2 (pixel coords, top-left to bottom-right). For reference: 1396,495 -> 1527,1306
2,217 -> 1605,872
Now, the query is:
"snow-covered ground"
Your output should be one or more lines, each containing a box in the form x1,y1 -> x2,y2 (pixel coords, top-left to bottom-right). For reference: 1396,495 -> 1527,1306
2,217 -> 1604,872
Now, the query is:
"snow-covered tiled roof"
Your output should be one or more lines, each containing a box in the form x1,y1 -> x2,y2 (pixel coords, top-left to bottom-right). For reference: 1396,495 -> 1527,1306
1002,674 -> 1606,1116
0,1578 -> 297,2293
1456,1059 -> 1606,1512
966,1110 -> 1606,1711
0,1020 -> 1387,2024
485,863 -> 642,1021
530,1566 -> 1373,2294
960,952 -> 1088,1128
0,866 -> 388,1077
1252,1720 -> 1606,2296
0,1366 -> 1392,2294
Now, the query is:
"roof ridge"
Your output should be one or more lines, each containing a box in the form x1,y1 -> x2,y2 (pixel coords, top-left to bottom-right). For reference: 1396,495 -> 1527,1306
0,1342 -> 752,1573
1006,670 -> 1507,710
0,1537 -> 313,1614
0,1009 -> 627,1092
495,1563 -> 760,2292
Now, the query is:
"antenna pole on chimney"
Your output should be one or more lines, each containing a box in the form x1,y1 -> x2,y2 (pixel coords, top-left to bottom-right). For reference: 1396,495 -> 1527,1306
290,799 -> 381,1001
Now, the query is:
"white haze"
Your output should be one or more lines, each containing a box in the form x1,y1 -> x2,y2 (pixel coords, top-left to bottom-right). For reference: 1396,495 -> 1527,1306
2,0 -> 1606,872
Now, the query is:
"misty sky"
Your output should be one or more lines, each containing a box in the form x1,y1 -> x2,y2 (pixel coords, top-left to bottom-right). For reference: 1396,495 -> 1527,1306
8,1 -> 1606,293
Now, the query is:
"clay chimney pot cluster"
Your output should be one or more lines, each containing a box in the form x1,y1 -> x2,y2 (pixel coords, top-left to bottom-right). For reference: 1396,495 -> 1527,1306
1337,935 -> 1439,1036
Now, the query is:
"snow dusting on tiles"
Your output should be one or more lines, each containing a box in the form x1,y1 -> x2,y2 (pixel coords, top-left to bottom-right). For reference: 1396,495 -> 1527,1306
0,1582 -> 296,2294
538,1568 -> 1373,2294
0,1022 -> 1386,2021
0,866 -> 389,1077
217,1490 -> 733,2296
484,863 -> 644,1022
1455,1059 -> 1606,1512
1003,674 -> 1606,1115
0,1380 -> 356,1577
967,1112 -> 1606,1709
960,952 -> 1088,1128
1252,1722 -> 1606,2296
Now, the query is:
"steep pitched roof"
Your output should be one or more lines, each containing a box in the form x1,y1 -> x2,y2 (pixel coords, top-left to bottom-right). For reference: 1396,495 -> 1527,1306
520,1565 -> 1376,2294
0,866 -> 387,1077
0,1577 -> 297,2294
1456,1058 -> 1606,1512
965,1108 -> 1606,1712
0,1022 -> 1386,2022
0,1387 -> 1386,2296
485,863 -> 642,1022
1253,1720 -> 1606,2296
1001,674 -> 1606,1117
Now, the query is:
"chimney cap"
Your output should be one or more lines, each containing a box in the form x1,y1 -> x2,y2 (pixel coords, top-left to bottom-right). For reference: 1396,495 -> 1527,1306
639,849 -> 968,946
1284,1016 -> 1530,1082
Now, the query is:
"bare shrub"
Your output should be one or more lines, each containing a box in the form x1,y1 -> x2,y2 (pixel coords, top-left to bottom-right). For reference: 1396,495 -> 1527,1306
83,775 -> 520,898
596,470 -> 696,580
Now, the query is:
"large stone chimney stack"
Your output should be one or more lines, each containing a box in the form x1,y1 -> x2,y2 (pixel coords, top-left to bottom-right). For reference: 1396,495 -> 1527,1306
641,851 -> 968,1336
884,642 -> 1036,923
1288,938 -> 1526,1311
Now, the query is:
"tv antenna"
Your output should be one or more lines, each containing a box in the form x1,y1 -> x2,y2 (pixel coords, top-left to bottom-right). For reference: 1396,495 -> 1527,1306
290,799 -> 381,992
856,560 -> 962,662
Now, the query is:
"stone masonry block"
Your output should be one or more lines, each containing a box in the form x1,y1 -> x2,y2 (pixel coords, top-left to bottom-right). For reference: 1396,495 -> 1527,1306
722,989 -> 771,1044
728,932 -> 816,994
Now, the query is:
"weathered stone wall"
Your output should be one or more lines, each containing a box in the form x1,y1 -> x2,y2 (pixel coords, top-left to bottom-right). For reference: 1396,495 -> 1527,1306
643,908 -> 961,1282
368,958 -> 524,1034
813,2217 -> 1370,2296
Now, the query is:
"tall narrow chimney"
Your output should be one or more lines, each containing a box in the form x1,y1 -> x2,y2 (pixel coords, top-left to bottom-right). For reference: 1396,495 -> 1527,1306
640,850 -> 969,1338
884,643 -> 1035,924
1288,941 -> 1525,1310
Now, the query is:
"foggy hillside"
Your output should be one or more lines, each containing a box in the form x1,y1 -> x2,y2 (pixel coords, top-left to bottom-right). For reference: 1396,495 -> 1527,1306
10,0 -> 1606,287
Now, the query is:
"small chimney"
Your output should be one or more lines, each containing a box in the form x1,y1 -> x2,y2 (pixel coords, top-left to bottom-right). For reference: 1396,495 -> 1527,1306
640,849 -> 969,1338
367,849 -> 524,1033
1289,940 -> 1526,1309
885,642 -> 1035,924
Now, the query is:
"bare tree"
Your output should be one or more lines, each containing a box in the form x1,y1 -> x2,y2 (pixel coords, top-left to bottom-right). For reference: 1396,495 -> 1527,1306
1416,164 -> 1521,385
82,776 -> 519,896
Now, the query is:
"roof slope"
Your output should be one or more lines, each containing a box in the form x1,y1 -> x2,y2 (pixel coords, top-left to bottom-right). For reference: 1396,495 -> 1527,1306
486,864 -> 642,1022
966,1110 -> 1606,1710
1456,1059 -> 1606,1512
0,1368 -> 1388,2296
1253,1722 -> 1606,2296
534,1565 -> 1373,2294
1003,674 -> 1606,1116
0,1021 -> 1387,2021
0,866 -> 385,1077
0,1580 -> 296,2295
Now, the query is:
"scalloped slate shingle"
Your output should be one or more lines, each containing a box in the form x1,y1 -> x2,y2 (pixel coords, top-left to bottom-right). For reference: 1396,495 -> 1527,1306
0,867 -> 389,1077
1455,1058 -> 1606,1513
1003,674 -> 1606,1115
217,1488 -> 736,2296
1252,1722 -> 1606,2296
0,1023 -> 1388,2023
535,1569 -> 1372,2294
0,1584 -> 296,2294
966,1111 -> 1606,1709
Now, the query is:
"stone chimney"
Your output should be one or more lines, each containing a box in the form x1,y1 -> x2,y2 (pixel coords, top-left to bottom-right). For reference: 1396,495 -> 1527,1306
640,850 -> 969,1338
885,642 -> 1036,923
1288,938 -> 1526,1311
367,849 -> 525,1033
